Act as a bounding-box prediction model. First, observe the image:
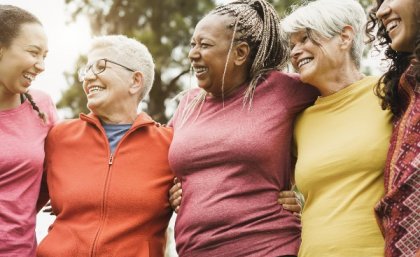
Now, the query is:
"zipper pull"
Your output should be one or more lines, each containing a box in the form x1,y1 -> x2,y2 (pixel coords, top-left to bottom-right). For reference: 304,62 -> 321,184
109,154 -> 113,165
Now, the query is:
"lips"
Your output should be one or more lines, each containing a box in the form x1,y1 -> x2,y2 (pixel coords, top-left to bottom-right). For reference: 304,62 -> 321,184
86,85 -> 105,95
192,65 -> 208,78
385,19 -> 399,33
23,73 -> 36,81
297,57 -> 313,69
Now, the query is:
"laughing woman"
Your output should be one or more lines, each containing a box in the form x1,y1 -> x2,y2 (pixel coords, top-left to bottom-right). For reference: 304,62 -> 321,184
367,0 -> 420,256
168,1 -> 318,256
281,0 -> 392,256
0,5 -> 57,257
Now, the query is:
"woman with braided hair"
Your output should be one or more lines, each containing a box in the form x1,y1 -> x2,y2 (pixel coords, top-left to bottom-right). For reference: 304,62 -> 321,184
367,0 -> 419,256
0,5 -> 57,256
168,0 -> 318,256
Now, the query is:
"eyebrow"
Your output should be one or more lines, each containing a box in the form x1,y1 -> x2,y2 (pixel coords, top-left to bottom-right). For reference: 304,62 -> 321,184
27,45 -> 48,54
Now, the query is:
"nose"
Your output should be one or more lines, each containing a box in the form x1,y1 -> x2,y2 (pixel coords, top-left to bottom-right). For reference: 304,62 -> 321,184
290,45 -> 302,62
188,45 -> 200,61
34,58 -> 45,72
83,68 -> 97,81
376,1 -> 391,20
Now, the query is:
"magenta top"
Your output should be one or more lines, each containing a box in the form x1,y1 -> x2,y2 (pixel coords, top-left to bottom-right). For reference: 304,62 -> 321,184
0,89 -> 57,257
169,71 -> 318,257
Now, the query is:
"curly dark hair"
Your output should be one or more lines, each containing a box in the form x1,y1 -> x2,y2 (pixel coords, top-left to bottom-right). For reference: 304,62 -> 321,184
366,0 -> 418,117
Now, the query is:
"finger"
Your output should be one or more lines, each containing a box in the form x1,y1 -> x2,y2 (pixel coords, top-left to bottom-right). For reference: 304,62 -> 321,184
173,196 -> 182,205
282,204 -> 301,213
293,212 -> 301,218
278,190 -> 295,198
169,183 -> 180,194
173,177 -> 179,184
277,197 -> 298,205
169,189 -> 182,202
170,196 -> 182,209
175,206 -> 180,214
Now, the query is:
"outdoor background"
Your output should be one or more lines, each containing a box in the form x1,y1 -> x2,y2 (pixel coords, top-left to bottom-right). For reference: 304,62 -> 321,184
2,0 -> 384,256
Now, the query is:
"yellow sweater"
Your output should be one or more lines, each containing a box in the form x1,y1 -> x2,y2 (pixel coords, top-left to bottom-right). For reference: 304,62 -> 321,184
294,76 -> 392,257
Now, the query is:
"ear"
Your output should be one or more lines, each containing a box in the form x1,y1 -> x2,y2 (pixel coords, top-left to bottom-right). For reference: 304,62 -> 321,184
339,25 -> 355,50
233,41 -> 250,66
129,71 -> 144,95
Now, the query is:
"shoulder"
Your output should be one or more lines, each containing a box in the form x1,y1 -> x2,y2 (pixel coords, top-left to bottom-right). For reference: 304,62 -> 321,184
259,70 -> 318,99
263,70 -> 303,86
27,89 -> 53,103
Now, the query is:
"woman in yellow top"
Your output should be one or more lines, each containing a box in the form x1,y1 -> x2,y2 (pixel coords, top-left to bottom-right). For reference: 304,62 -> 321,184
281,0 -> 392,256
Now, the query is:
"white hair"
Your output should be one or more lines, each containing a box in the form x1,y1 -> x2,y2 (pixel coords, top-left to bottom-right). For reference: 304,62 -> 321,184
281,0 -> 367,68
90,35 -> 155,100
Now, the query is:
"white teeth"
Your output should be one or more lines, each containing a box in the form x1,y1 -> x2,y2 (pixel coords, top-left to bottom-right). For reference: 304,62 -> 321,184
23,73 -> 35,81
88,86 -> 103,94
386,20 -> 399,33
194,67 -> 208,73
298,58 -> 312,68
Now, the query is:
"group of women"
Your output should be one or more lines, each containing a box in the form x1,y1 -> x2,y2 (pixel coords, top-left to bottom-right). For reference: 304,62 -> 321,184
0,0 -> 418,256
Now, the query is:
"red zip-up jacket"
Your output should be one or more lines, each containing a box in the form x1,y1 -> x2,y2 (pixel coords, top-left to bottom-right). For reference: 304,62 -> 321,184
37,112 -> 174,257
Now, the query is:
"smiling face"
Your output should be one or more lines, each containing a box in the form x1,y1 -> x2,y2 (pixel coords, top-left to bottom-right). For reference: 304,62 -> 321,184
0,22 -> 48,95
290,30 -> 343,86
82,47 -> 135,117
189,14 -> 247,97
376,0 -> 416,52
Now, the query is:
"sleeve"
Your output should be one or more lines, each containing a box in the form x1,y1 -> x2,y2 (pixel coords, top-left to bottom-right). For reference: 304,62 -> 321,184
45,94 -> 59,127
36,126 -> 56,212
287,76 -> 319,115
167,89 -> 196,128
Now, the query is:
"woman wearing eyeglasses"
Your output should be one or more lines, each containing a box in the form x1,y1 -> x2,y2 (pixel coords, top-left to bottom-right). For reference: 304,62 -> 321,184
36,35 -> 174,257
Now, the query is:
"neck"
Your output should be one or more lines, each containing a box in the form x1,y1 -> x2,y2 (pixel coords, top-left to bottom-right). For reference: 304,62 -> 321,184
95,102 -> 138,124
0,89 -> 21,111
313,65 -> 364,97
210,69 -> 248,99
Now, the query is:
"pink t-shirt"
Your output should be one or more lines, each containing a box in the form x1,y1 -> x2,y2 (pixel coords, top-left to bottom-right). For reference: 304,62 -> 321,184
0,89 -> 57,257
169,71 -> 318,257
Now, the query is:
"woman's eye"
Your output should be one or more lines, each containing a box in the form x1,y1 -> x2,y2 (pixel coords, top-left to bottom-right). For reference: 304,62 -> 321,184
190,42 -> 196,48
201,43 -> 210,49
29,51 -> 38,57
302,36 -> 308,43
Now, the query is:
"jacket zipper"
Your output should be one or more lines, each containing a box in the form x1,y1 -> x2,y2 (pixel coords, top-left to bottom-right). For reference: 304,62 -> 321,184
89,154 -> 113,257
87,120 -> 148,257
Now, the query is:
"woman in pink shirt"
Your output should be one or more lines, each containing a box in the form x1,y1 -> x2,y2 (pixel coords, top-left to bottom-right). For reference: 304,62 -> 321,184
0,5 -> 57,257
168,1 -> 317,256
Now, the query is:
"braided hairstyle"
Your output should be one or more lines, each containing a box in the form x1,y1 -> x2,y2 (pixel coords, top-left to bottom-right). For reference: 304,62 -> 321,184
366,0 -> 416,117
180,0 -> 287,123
211,0 -> 288,105
0,5 -> 47,122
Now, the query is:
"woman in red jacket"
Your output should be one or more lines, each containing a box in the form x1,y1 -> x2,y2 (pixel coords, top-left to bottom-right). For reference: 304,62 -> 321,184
37,35 -> 173,257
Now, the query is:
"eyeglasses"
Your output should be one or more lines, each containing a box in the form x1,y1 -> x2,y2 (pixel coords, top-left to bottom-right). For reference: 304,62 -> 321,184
78,58 -> 136,82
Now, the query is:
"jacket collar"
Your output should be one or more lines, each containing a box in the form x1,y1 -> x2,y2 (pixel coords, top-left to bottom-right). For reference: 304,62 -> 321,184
80,112 -> 156,130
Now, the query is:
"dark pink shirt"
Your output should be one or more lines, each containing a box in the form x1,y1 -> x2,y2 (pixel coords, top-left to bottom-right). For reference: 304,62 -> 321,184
169,71 -> 318,257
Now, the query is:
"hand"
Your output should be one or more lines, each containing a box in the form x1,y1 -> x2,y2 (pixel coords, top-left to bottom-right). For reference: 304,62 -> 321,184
277,190 -> 302,217
42,201 -> 56,216
169,177 -> 182,213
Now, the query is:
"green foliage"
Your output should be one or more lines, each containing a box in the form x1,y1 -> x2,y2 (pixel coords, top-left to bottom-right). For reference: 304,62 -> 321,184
56,56 -> 89,118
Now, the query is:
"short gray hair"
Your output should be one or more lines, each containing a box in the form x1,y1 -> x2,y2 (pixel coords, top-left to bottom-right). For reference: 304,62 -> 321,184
281,0 -> 366,68
90,35 -> 155,100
